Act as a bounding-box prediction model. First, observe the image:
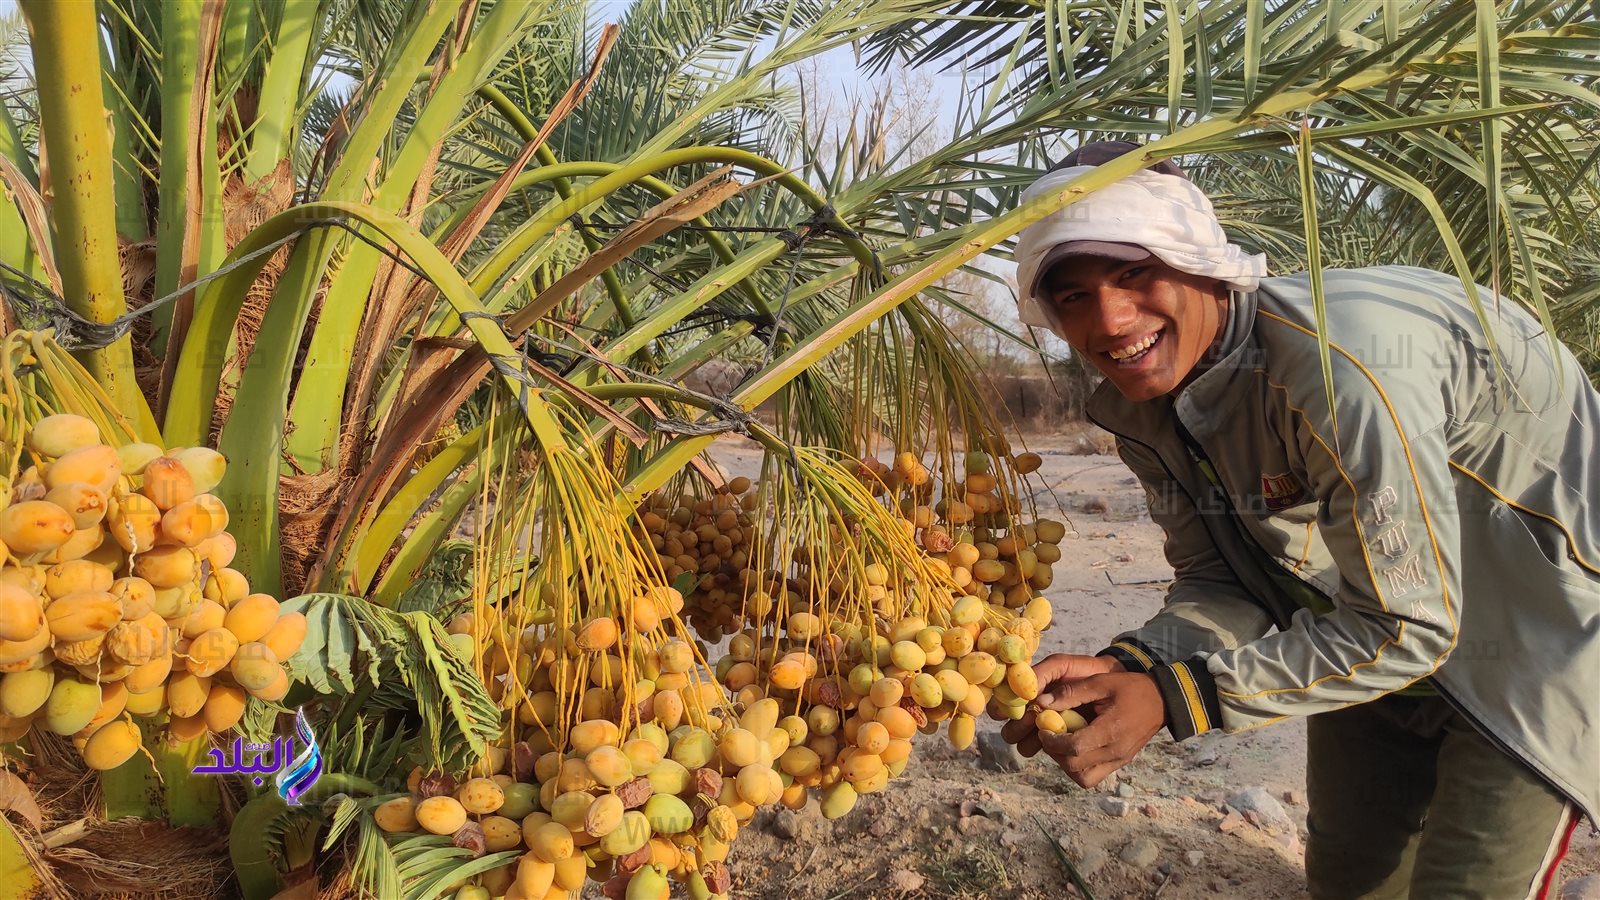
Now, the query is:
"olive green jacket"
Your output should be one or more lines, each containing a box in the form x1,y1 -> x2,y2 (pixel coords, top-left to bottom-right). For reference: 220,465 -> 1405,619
1087,266 -> 1600,825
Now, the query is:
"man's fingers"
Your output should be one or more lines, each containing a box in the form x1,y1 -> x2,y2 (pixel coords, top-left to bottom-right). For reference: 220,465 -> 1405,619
1032,653 -> 1109,684
1033,654 -> 1116,706
1039,716 -> 1110,758
1068,760 -> 1128,790
1041,673 -> 1116,713
1051,738 -> 1130,788
1037,728 -> 1073,758
1066,741 -> 1125,774
1000,711 -> 1036,745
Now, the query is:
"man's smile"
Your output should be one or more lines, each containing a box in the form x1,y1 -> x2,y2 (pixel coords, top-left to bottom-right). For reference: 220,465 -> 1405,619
1103,328 -> 1165,364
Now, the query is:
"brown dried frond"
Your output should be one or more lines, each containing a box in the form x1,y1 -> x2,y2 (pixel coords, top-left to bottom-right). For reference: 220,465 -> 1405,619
49,821 -> 231,899
5,734 -> 232,900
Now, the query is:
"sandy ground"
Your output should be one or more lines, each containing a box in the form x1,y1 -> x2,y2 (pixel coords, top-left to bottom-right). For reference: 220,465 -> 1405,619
701,429 -> 1598,900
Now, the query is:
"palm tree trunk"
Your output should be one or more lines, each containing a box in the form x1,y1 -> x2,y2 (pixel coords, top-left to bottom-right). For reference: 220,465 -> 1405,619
19,0 -> 159,441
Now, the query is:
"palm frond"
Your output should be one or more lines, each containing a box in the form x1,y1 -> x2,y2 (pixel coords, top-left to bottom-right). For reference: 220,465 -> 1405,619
275,593 -> 502,772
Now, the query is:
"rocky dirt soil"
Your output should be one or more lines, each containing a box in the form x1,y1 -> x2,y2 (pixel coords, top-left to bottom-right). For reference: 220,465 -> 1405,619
704,429 -> 1600,900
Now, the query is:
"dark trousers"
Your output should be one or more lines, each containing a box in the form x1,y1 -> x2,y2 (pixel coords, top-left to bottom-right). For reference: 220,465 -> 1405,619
1304,694 -> 1576,900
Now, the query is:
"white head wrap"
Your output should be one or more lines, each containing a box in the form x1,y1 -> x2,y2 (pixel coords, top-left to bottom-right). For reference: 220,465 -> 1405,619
1014,166 -> 1268,328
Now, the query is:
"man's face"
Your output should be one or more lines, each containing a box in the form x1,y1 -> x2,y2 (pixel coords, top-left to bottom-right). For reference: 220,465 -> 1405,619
1039,255 -> 1227,402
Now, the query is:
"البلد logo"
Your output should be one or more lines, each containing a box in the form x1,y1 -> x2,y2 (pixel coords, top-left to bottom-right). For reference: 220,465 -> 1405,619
191,707 -> 323,805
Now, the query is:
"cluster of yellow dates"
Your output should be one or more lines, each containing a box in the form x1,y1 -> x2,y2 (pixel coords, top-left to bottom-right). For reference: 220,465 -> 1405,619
375,703 -> 740,900
373,449 -> 1070,900
0,415 -> 305,770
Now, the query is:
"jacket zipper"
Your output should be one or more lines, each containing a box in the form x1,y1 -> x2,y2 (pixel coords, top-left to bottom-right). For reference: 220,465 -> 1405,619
1087,411 -> 1292,628
1089,412 -> 1596,830
1432,684 -> 1596,830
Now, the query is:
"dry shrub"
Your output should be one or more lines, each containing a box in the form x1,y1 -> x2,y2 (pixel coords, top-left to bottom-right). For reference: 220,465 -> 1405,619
973,374 -> 1078,429
1066,428 -> 1118,456
48,821 -> 231,900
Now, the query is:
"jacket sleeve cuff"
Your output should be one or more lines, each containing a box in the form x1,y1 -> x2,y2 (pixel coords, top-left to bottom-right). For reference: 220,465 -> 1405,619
1150,656 -> 1223,741
1096,637 -> 1161,674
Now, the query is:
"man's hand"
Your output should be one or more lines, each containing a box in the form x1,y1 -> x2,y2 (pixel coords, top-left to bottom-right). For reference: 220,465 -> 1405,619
1032,653 -> 1128,702
999,654 -> 1168,788
1034,672 -> 1167,788
999,653 -> 1122,756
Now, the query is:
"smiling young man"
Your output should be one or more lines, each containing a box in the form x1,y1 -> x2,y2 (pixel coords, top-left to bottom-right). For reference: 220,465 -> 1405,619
1001,142 -> 1599,899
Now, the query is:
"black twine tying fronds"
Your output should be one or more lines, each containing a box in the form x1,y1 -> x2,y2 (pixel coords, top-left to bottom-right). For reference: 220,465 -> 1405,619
760,241 -> 806,373
776,204 -> 860,251
576,217 -> 829,238
654,308 -> 788,344
755,206 -> 856,374
0,220 -> 344,350
521,332 -> 765,440
0,216 -> 469,353
485,347 -> 541,421
569,203 -> 865,385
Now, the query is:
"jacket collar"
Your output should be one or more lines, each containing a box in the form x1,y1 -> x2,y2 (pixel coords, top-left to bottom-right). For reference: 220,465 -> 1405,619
1086,286 -> 1261,444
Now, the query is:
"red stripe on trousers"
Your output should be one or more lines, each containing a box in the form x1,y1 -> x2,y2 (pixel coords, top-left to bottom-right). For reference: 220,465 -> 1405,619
1535,812 -> 1580,900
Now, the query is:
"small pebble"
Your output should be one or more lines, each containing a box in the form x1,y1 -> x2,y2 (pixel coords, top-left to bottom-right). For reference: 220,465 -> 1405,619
1097,797 -> 1132,818
1077,845 -> 1110,875
771,809 -> 800,840
887,869 -> 926,894
1119,837 -> 1161,868
1227,786 -> 1295,833
976,732 -> 1026,773
974,799 -> 1008,824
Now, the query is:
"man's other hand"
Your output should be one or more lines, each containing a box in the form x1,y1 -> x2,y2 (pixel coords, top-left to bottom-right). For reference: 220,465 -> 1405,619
999,652 -> 1121,754
1040,672 -> 1166,788
999,656 -> 1167,789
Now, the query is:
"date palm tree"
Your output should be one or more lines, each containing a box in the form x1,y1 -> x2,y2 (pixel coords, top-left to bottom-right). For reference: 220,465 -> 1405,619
0,0 -> 1593,895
